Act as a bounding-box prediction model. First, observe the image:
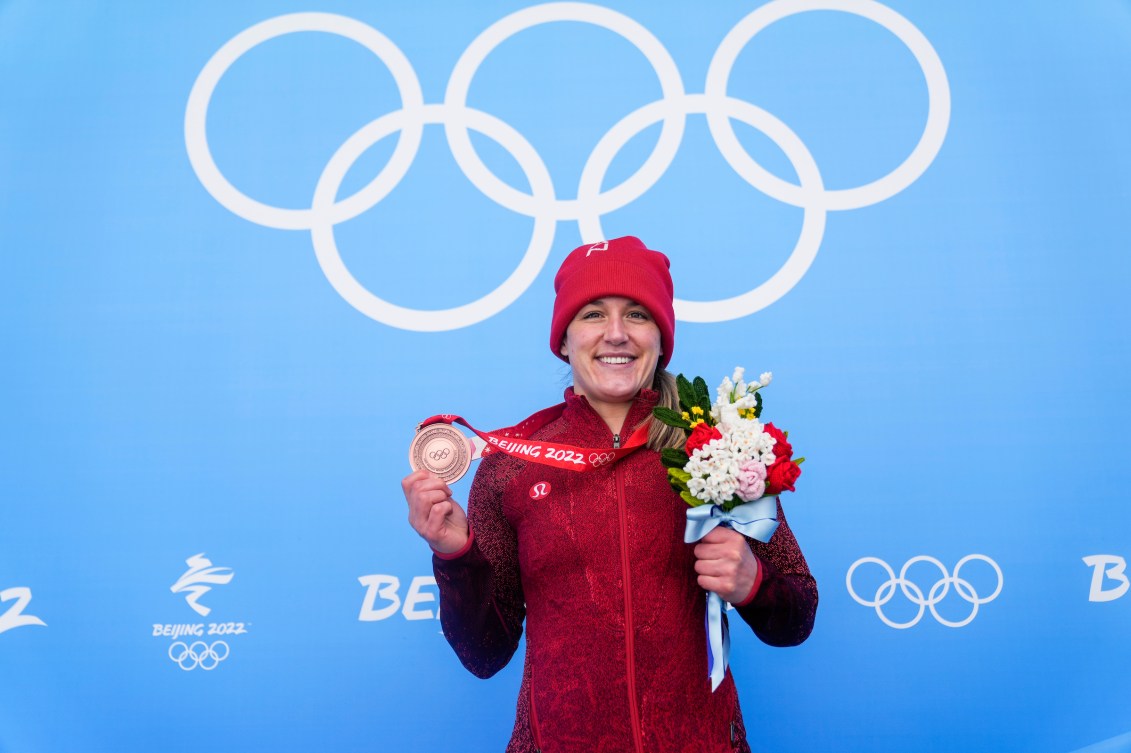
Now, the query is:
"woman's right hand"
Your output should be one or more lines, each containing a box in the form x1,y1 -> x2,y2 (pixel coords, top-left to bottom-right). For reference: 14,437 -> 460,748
401,469 -> 470,555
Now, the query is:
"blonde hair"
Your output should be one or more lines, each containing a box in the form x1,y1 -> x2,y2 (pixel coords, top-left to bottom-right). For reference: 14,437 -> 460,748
645,368 -> 686,451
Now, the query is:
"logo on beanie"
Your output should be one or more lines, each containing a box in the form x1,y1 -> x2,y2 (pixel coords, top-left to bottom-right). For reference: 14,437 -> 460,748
585,241 -> 608,257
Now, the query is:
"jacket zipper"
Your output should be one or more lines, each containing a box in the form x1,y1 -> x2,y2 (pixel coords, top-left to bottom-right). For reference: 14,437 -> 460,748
614,454 -> 645,753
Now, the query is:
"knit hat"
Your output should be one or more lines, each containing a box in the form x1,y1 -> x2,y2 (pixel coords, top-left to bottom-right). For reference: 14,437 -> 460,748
550,236 -> 675,368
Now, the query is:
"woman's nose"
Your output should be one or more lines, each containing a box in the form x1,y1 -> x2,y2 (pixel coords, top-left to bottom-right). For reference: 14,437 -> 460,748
603,316 -> 627,343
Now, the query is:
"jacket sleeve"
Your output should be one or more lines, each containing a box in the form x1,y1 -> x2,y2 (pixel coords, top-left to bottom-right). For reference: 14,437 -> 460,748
431,454 -> 526,678
735,499 -> 818,647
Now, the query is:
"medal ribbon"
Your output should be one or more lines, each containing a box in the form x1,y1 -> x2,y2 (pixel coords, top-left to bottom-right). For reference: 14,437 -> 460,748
419,411 -> 650,472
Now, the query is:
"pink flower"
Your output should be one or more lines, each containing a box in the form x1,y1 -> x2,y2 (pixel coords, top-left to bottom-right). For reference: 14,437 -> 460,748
736,459 -> 767,502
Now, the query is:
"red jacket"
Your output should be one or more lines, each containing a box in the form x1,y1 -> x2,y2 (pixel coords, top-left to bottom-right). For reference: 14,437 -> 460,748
433,389 -> 817,752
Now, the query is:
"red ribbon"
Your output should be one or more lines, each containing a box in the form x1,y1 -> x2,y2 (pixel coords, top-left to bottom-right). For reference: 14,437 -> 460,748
420,405 -> 649,472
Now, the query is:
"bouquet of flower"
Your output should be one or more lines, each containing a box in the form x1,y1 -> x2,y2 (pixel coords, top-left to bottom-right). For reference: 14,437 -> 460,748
653,367 -> 803,511
652,367 -> 803,691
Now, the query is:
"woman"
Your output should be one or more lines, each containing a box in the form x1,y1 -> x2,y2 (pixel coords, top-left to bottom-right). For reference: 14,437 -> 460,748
402,236 -> 817,752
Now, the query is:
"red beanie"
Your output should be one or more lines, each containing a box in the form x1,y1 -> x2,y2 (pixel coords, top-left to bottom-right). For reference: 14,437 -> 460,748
550,236 -> 675,368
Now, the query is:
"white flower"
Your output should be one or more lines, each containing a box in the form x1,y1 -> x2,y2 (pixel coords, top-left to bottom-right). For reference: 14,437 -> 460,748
684,435 -> 745,505
732,367 -> 747,398
683,424 -> 781,506
732,393 -> 757,411
682,369 -> 783,505
716,376 -> 734,403
714,421 -> 776,467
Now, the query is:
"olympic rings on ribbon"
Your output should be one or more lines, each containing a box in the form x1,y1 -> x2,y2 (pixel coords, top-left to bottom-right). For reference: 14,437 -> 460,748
168,640 -> 231,671
588,451 -> 616,466
186,1 -> 950,330
845,555 -> 1003,629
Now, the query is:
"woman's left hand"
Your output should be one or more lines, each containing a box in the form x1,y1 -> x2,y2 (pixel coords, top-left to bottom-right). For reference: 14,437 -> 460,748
692,526 -> 760,604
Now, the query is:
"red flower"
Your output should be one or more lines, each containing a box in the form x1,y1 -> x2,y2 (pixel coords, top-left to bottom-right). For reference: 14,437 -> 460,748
765,459 -> 801,495
685,423 -> 722,455
763,422 -> 793,461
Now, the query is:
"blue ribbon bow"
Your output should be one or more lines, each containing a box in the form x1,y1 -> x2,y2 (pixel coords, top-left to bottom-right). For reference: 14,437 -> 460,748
685,495 -> 780,691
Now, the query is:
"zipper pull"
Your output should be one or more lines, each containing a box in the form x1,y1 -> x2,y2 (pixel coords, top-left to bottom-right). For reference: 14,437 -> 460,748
613,433 -> 621,449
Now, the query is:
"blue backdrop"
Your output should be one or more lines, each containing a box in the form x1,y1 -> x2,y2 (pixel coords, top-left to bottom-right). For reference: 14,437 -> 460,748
2,1 -> 1129,751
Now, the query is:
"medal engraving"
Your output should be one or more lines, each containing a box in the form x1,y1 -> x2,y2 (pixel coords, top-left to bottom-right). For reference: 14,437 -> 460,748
409,424 -> 472,483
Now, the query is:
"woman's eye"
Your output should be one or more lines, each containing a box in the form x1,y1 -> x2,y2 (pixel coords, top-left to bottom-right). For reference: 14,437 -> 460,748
628,310 -> 649,320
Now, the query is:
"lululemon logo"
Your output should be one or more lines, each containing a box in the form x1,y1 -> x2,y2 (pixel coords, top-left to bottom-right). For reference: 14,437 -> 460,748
529,482 -> 551,500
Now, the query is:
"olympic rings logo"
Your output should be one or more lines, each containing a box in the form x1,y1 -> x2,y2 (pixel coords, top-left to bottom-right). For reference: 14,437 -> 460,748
846,555 -> 1003,629
186,1 -> 949,331
588,451 -> 616,466
168,640 -> 231,671
428,448 -> 452,461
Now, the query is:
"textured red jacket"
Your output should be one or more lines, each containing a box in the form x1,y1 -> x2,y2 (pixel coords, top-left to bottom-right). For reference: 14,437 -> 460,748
433,389 -> 817,752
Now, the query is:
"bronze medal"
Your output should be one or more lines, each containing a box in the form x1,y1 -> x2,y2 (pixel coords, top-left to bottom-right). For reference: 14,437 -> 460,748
409,423 -> 473,483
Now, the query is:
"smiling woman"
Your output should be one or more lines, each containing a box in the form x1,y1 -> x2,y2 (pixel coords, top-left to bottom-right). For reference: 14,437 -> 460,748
558,298 -> 662,432
401,236 -> 817,753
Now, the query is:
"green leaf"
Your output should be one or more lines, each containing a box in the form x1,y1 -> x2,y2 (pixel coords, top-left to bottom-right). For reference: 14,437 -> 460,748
666,469 -> 689,494
667,467 -> 691,484
692,376 -> 711,413
680,490 -> 705,507
652,406 -> 690,429
754,391 -> 763,418
676,374 -> 698,412
794,456 -> 805,465
661,447 -> 690,469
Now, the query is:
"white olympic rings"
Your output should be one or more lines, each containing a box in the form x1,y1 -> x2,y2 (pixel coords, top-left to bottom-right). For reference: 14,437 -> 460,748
168,640 -> 231,671
186,1 -> 949,330
588,451 -> 616,466
846,555 -> 1003,629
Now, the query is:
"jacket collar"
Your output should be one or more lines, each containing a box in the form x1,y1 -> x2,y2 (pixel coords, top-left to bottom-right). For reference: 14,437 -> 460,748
562,387 -> 660,441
